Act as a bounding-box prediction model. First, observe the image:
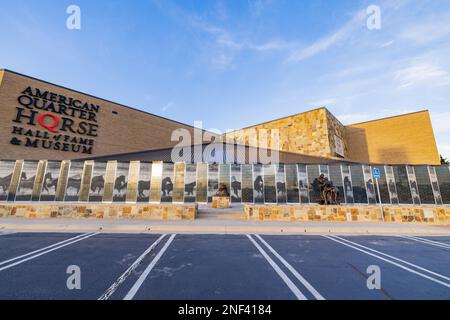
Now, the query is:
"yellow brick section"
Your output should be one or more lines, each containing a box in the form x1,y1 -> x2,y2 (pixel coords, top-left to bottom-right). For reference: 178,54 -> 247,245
346,111 -> 440,165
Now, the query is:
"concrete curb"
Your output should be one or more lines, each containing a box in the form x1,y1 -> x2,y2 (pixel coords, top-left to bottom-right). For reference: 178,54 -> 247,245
1,219 -> 449,235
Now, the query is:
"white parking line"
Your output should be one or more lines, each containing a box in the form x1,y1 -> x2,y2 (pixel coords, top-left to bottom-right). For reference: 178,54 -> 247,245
0,232 -> 17,236
0,232 -> 99,272
99,234 -> 167,300
255,234 -> 325,300
0,232 -> 95,267
247,235 -> 307,300
124,234 -> 176,300
332,235 -> 450,281
323,235 -> 450,288
400,235 -> 450,249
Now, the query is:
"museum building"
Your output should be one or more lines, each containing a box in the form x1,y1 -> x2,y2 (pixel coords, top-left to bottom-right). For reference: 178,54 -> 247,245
0,69 -> 449,207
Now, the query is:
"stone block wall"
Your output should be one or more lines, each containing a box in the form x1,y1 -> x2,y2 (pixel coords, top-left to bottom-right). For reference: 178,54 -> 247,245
244,204 -> 450,224
0,203 -> 197,220
225,108 -> 336,158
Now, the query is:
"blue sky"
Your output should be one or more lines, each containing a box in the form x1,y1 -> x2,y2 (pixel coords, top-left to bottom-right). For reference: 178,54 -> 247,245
1,0 -> 450,158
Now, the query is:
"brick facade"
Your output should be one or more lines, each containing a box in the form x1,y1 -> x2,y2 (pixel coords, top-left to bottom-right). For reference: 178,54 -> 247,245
0,70 -> 200,161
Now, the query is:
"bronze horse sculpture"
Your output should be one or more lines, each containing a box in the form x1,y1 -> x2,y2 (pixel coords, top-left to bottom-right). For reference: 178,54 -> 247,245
317,174 -> 339,205
216,183 -> 230,197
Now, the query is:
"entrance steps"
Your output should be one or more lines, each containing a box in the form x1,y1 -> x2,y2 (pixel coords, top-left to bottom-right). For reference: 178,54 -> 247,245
197,204 -> 246,220
196,211 -> 246,220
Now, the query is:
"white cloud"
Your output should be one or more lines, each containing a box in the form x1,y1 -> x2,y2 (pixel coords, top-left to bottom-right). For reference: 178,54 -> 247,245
308,98 -> 337,107
336,113 -> 372,124
380,40 -> 395,48
248,0 -> 273,17
214,0 -> 228,21
400,17 -> 450,45
338,108 -> 421,125
430,111 -> 450,134
162,101 -> 174,113
287,10 -> 366,62
395,62 -> 450,88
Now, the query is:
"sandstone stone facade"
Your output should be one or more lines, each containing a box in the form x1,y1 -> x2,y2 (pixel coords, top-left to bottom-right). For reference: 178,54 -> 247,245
225,108 -> 344,159
0,203 -> 196,220
212,196 -> 231,209
244,204 -> 450,224
224,108 -> 440,165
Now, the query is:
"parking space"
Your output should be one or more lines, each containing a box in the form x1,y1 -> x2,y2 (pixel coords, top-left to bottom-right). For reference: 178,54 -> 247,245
0,233 -> 448,300
122,234 -> 297,300
260,235 -> 450,300
335,235 -> 450,276
0,232 -> 87,262
0,233 -> 162,299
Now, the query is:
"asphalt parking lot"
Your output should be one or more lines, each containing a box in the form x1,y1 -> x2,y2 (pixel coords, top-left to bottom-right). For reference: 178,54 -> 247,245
0,232 -> 448,300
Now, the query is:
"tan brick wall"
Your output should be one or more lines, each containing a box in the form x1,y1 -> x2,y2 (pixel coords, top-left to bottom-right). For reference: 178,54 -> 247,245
0,70 -> 201,161
0,70 -> 4,86
346,111 -> 440,165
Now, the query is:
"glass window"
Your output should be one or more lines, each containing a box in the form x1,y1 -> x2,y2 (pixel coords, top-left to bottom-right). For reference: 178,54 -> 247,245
230,164 -> 242,203
88,162 -> 107,202
373,166 -> 390,204
363,165 -> 376,204
242,164 -> 254,203
341,165 -> 354,204
392,166 -> 412,204
173,163 -> 185,203
351,165 -> 368,204
196,163 -> 208,203
15,161 -> 39,202
405,166 -> 421,205
414,166 -> 435,204
113,162 -> 130,203
264,164 -> 276,204
297,164 -> 309,204
184,164 -> 197,203
384,166 -> 399,204
150,162 -> 163,203
161,163 -> 174,203
307,165 -> 321,204
276,164 -> 287,204
219,164 -> 231,197
137,162 -> 152,203
207,164 -> 219,202
253,164 -> 264,204
285,164 -> 299,203
64,162 -> 84,202
435,166 -> 450,204
428,166 -> 443,205
0,161 -> 16,202
329,164 -> 345,204
39,161 -> 62,202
